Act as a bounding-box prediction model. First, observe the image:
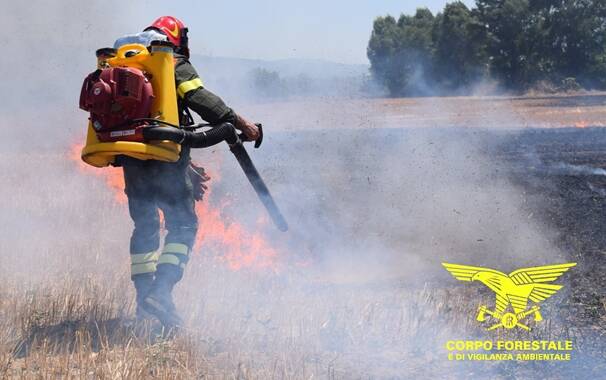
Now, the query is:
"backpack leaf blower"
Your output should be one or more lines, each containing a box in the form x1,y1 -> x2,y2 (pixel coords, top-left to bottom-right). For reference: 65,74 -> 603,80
79,42 -> 287,231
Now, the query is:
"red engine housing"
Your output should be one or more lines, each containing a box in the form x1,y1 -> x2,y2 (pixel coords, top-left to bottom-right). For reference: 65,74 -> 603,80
79,67 -> 155,142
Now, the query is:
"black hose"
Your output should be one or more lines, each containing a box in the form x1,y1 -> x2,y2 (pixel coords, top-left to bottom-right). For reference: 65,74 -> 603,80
142,122 -> 239,148
193,123 -> 239,147
142,125 -> 186,142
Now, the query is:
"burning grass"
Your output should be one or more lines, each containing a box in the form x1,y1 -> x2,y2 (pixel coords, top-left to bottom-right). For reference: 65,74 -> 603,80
2,95 -> 606,378
69,143 -> 282,272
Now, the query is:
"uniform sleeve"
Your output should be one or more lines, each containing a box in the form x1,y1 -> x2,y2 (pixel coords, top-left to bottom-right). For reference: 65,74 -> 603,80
175,59 -> 237,125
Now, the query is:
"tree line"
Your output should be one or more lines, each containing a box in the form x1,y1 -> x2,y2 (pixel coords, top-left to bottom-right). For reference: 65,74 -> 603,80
367,0 -> 606,96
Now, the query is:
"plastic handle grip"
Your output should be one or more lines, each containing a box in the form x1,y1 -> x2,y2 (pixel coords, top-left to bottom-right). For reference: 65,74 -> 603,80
115,44 -> 149,59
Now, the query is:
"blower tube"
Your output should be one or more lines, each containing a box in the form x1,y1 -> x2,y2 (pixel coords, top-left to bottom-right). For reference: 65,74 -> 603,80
142,122 -> 239,148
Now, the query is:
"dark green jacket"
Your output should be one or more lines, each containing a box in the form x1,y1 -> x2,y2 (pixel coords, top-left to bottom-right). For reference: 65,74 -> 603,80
174,54 -> 237,126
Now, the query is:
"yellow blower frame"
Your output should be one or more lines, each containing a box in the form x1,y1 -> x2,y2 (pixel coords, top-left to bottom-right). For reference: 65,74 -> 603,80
81,43 -> 181,167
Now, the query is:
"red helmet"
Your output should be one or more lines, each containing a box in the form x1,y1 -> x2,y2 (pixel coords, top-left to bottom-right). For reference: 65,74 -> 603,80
145,16 -> 187,47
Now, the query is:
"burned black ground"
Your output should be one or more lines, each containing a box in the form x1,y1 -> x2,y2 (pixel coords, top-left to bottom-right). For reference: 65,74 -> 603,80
497,127 -> 606,327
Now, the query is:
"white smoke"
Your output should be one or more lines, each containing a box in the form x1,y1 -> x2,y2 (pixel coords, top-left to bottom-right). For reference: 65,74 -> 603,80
551,163 -> 606,176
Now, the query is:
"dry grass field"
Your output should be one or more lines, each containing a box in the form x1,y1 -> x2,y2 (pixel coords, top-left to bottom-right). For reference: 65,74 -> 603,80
1,94 -> 606,379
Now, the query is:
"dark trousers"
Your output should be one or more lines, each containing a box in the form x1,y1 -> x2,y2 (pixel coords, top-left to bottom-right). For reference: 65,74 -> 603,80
121,154 -> 198,283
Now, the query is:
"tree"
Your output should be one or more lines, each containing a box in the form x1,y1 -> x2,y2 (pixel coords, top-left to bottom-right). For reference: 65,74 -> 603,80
542,0 -> 606,88
433,2 -> 488,90
475,0 -> 543,88
367,15 -> 405,96
368,9 -> 436,96
475,0 -> 606,89
396,8 -> 436,95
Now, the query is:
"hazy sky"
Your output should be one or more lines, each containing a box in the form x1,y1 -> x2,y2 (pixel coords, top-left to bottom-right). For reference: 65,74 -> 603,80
135,0 -> 476,64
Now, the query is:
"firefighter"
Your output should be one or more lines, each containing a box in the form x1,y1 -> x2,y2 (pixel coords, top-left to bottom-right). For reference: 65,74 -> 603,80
118,16 -> 259,327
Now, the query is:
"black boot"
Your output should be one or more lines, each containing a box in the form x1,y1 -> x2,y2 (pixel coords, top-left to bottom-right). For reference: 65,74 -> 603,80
133,273 -> 155,320
142,274 -> 183,329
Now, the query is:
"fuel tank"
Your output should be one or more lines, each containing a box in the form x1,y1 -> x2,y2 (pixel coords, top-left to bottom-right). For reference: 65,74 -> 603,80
80,41 -> 181,167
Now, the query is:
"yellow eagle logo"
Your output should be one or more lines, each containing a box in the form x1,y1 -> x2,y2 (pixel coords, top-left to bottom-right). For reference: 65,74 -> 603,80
442,262 -> 576,331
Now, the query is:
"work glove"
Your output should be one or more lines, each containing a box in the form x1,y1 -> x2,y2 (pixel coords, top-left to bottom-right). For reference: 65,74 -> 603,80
188,162 -> 210,201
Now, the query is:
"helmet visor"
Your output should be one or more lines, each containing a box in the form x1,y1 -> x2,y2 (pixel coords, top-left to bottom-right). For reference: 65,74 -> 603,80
113,30 -> 168,50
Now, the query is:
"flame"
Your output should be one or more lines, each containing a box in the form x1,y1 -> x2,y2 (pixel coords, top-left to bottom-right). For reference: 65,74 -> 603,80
575,120 -> 588,129
69,142 -> 280,271
194,192 -> 278,271
573,107 -> 589,129
69,144 -> 126,204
